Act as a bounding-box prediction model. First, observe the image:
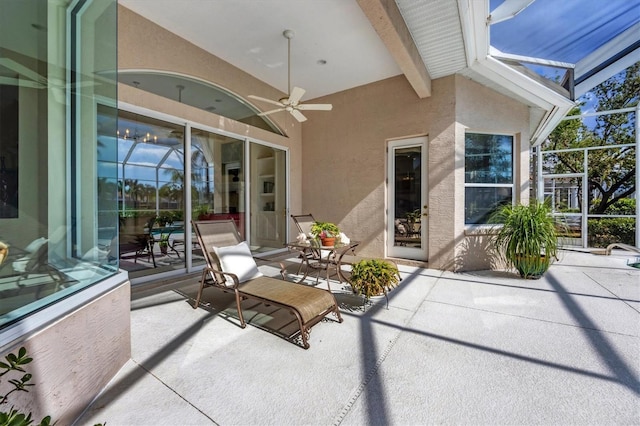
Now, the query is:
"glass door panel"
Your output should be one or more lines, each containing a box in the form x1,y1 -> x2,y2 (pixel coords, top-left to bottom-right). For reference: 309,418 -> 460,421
116,111 -> 185,279
249,143 -> 287,252
191,130 -> 245,266
387,137 -> 428,260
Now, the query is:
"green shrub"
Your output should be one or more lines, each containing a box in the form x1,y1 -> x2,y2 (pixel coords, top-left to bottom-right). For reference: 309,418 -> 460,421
588,217 -> 636,247
604,198 -> 636,215
349,259 -> 400,300
0,347 -> 51,426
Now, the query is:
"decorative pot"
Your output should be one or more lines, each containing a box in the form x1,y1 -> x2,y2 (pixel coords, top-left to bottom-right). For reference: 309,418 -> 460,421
160,245 -> 168,255
320,237 -> 336,247
514,254 -> 549,279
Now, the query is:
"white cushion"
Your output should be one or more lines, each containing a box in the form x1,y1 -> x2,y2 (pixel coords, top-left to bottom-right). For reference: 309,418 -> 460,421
212,241 -> 263,286
13,238 -> 48,273
24,237 -> 47,253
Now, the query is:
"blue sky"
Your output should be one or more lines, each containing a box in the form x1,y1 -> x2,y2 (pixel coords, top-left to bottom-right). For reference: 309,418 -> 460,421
489,0 -> 638,63
489,0 -> 639,118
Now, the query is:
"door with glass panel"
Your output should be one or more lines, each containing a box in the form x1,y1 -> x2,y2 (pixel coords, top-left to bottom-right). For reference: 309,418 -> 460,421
387,137 -> 428,260
249,143 -> 287,252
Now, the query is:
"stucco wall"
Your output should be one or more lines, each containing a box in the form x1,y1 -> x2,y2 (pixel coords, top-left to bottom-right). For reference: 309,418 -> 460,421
117,6 -> 532,272
301,74 -> 530,271
0,281 -> 131,425
301,75 -> 457,267
117,5 -> 304,230
454,75 -> 531,271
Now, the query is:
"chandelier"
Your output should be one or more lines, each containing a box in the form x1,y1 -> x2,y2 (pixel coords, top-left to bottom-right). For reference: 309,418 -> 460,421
117,127 -> 157,143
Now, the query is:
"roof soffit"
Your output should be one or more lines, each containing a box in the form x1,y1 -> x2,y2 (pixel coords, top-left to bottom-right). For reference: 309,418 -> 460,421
357,0 -> 432,98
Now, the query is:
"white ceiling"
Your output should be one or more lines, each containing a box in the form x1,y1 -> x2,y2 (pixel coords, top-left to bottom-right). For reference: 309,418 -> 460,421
119,0 -> 403,100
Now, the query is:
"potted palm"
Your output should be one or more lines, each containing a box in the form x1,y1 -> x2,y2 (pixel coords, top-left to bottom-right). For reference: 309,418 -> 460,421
310,221 -> 340,246
492,200 -> 560,279
348,259 -> 400,307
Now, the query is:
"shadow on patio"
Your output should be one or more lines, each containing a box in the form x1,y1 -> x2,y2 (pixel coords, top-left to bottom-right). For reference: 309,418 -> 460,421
76,249 -> 639,425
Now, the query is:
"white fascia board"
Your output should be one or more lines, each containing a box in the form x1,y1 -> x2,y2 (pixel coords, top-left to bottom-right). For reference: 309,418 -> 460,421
473,56 -> 573,110
488,0 -> 536,25
458,0 -> 490,66
530,105 -> 571,147
471,56 -> 575,146
458,0 -> 574,146
489,46 -> 575,69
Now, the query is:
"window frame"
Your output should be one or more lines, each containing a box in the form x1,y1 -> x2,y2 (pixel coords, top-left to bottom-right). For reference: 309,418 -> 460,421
464,131 -> 516,227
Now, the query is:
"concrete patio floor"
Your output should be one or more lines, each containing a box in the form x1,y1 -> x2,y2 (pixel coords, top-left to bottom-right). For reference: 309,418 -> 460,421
76,249 -> 639,425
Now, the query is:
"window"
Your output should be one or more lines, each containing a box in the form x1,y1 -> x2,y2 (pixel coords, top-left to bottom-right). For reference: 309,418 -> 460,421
117,71 -> 284,136
0,0 -> 118,329
465,133 -> 514,224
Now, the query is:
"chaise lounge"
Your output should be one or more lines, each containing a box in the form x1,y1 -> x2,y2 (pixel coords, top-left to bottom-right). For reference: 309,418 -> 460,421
191,219 -> 343,349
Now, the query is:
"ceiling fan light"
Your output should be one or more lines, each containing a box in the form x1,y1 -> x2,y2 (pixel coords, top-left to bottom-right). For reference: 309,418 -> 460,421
247,30 -> 332,122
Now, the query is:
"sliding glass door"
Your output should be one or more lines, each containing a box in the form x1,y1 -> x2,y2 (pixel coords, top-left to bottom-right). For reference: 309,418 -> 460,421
191,130 -> 246,267
116,112 -> 185,279
113,110 -> 288,280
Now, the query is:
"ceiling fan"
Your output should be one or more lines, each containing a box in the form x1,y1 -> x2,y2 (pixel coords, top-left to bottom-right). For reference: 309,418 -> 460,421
248,29 -> 332,123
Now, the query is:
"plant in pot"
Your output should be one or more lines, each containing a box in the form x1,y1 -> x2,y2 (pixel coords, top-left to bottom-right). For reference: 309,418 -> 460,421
492,200 -> 561,279
157,233 -> 170,254
404,208 -> 421,233
310,221 -> 340,246
196,205 -> 210,220
155,213 -> 174,227
348,259 -> 400,308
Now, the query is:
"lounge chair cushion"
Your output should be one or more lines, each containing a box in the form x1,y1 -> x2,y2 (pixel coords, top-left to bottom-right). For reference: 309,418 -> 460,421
13,237 -> 48,274
213,241 -> 263,286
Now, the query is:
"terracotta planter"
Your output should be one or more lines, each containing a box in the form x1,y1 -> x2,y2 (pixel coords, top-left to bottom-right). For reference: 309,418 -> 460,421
320,237 -> 336,247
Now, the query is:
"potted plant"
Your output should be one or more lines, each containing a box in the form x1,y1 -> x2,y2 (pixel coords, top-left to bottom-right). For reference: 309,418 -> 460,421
492,200 -> 560,279
157,234 -> 170,254
310,221 -> 340,246
196,205 -> 210,220
404,208 -> 421,232
155,213 -> 174,227
348,259 -> 400,307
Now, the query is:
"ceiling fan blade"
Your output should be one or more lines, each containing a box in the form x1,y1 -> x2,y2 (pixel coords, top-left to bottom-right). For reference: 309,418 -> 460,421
248,94 -> 285,108
297,103 -> 333,111
257,108 -> 285,116
290,109 -> 307,122
0,58 -> 46,84
0,76 -> 44,88
288,86 -> 306,105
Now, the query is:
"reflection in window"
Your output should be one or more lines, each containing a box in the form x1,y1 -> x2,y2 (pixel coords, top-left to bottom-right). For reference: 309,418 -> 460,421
118,71 -> 284,136
191,129 -> 245,251
113,111 -> 186,278
1,0 -> 118,328
465,133 -> 514,224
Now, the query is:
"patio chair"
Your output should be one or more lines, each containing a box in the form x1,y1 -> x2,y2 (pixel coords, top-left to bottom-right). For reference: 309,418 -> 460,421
290,213 -> 338,278
6,237 -> 70,298
192,219 -> 343,349
119,217 -> 156,267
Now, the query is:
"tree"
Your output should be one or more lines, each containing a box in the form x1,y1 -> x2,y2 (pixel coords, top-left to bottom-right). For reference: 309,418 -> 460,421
544,63 -> 638,214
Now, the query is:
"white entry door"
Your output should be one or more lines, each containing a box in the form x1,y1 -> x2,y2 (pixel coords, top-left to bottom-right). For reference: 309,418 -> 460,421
387,137 -> 428,260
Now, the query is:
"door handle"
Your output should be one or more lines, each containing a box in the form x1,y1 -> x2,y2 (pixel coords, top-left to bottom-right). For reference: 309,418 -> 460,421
422,205 -> 428,217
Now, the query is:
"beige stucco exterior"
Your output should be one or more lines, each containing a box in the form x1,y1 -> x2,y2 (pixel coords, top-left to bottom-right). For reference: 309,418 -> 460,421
117,6 -> 304,220
303,74 -> 529,270
0,280 -> 131,425
117,5 -> 531,271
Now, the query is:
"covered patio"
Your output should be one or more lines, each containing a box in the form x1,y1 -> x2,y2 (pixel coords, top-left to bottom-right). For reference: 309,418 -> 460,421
77,249 -> 639,425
